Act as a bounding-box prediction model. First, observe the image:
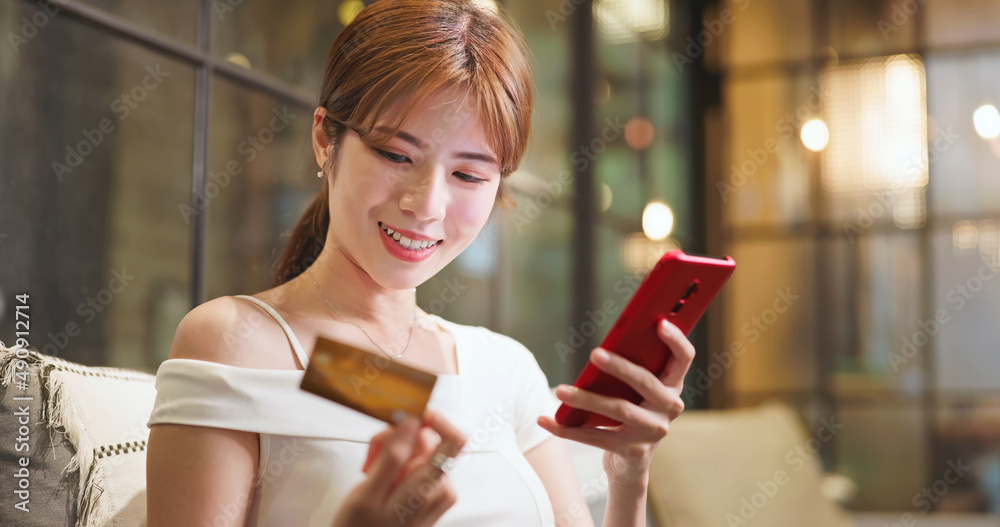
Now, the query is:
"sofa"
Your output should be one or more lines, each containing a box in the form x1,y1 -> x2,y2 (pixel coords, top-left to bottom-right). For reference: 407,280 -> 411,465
569,401 -> 1000,527
0,345 -> 155,526
2,344 -> 998,526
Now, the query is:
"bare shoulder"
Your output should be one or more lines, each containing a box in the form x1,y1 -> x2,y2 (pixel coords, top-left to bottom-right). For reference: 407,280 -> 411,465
167,294 -> 291,369
151,295 -> 273,525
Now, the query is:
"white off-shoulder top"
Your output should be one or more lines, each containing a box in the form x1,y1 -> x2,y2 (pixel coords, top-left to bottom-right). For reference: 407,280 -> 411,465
146,295 -> 561,527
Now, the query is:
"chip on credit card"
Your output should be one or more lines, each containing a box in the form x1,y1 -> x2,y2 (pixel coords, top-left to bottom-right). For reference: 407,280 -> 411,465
300,335 -> 438,424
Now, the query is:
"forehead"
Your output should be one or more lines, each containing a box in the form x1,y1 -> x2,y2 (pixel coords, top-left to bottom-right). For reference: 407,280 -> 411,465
378,85 -> 492,149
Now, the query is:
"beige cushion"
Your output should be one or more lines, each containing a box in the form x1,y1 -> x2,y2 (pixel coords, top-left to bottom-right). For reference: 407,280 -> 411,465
648,402 -> 854,527
0,345 -> 155,526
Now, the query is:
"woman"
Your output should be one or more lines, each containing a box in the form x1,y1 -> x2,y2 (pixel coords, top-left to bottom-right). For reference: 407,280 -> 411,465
145,0 -> 694,525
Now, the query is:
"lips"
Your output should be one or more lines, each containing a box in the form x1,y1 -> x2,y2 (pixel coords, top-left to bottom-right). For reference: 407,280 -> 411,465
378,221 -> 442,251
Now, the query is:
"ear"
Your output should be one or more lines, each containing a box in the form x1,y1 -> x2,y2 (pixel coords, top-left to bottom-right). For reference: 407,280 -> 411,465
312,107 -> 332,171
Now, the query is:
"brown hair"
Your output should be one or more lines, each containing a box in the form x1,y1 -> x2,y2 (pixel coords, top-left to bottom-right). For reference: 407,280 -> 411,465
273,0 -> 535,286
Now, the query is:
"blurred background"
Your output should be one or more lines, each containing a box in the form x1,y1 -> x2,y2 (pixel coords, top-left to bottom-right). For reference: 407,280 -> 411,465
1,0 -> 999,521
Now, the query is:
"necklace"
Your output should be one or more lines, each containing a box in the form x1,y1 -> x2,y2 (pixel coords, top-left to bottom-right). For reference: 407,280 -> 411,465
306,266 -> 422,360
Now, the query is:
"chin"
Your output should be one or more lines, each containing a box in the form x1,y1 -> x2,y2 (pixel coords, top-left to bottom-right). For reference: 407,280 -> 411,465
374,264 -> 442,291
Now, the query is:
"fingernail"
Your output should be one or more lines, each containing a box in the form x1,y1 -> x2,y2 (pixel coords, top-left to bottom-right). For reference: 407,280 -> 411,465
593,349 -> 609,363
391,410 -> 406,423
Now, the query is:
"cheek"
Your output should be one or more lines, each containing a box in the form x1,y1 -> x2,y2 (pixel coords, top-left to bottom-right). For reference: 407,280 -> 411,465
336,165 -> 393,207
450,188 -> 497,233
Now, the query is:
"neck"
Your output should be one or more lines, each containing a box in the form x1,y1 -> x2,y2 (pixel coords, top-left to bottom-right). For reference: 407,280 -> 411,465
302,239 -> 424,354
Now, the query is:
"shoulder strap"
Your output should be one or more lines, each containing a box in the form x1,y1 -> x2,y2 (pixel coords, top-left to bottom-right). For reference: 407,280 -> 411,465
232,295 -> 310,369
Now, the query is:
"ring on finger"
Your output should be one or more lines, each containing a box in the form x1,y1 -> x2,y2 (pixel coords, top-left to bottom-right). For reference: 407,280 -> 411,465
429,452 -> 457,474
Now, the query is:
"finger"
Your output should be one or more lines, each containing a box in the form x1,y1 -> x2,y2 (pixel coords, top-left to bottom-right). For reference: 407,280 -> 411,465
393,426 -> 442,485
387,411 -> 465,489
413,425 -> 442,457
423,409 -> 467,458
366,416 -> 421,496
535,415 -> 621,450
362,427 -> 397,474
587,347 -> 672,406
657,319 -> 696,388
553,383 -> 662,435
660,393 -> 686,421
416,411 -> 467,485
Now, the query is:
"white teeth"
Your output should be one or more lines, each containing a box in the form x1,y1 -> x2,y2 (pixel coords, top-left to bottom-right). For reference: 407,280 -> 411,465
380,222 -> 439,251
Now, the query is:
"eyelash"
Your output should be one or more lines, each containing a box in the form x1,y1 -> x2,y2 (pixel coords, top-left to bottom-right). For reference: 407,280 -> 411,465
374,148 -> 486,185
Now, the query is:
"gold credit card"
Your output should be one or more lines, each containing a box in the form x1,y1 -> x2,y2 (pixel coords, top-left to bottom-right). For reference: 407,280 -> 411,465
300,335 -> 438,424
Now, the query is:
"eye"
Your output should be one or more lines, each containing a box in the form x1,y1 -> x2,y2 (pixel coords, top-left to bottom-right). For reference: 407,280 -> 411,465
454,172 -> 486,185
374,148 -> 411,164
375,146 -> 486,184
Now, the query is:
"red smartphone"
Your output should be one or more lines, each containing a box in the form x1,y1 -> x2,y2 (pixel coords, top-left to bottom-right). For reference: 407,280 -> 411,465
554,249 -> 736,428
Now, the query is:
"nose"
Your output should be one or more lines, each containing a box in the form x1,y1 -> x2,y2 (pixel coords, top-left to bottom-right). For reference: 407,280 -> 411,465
398,162 -> 448,222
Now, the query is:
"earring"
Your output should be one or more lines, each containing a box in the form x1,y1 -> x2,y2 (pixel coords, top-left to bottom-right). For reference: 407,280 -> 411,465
317,170 -> 323,178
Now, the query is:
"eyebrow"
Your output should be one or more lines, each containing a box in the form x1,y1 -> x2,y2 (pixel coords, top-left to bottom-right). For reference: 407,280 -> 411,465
379,127 -> 499,167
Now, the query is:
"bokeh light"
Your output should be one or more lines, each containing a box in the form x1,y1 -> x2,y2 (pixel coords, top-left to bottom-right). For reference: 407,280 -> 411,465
624,116 -> 655,150
338,0 -> 365,26
800,119 -> 830,151
642,201 -> 674,241
973,104 -> 1000,139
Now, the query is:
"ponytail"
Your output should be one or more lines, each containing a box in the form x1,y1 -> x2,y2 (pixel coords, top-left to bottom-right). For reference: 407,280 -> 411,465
272,180 -> 329,286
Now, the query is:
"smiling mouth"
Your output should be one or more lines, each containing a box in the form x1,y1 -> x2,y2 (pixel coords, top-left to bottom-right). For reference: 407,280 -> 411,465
378,222 -> 443,251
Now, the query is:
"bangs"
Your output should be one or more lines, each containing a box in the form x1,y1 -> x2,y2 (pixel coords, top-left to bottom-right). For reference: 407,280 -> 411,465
347,74 -> 515,178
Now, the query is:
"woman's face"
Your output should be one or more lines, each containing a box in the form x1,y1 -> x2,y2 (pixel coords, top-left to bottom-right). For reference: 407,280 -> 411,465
320,85 -> 501,290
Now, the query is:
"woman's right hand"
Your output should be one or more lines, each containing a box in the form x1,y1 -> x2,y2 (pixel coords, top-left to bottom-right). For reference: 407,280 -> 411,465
331,410 -> 467,527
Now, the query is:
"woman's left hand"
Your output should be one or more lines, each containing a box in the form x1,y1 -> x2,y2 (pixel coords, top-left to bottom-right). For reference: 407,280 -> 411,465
537,318 -> 695,485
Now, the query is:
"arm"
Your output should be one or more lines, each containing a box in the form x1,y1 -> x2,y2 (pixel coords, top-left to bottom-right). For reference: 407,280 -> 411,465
146,299 -> 264,526
528,433 -> 648,527
524,437 -> 596,527
147,424 -> 259,526
602,473 -> 648,527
